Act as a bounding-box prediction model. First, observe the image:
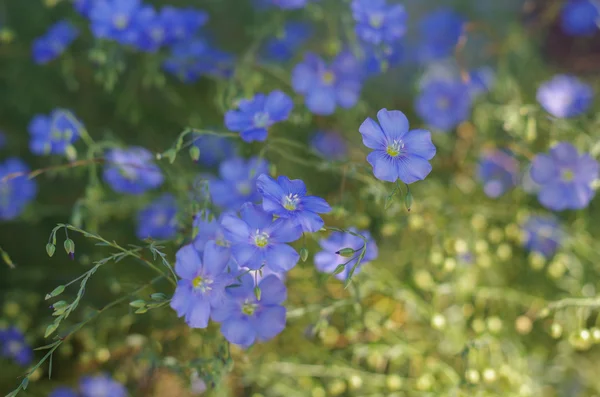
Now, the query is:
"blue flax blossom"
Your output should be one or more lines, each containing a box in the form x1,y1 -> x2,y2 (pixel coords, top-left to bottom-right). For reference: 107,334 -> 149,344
28,109 -> 82,156
0,158 -> 37,220
415,8 -> 464,62
224,91 -> 293,142
80,374 -> 127,397
311,131 -> 347,160
477,150 -> 519,198
263,21 -> 312,62
351,0 -> 407,45
103,147 -> 164,195
73,0 -> 96,16
212,274 -> 287,348
193,210 -> 231,251
359,109 -> 436,183
159,6 -> 208,44
192,134 -> 237,167
530,142 -> 599,210
221,203 -> 303,272
163,39 -> 235,82
314,228 -> 378,281
170,241 -> 232,328
209,156 -> 268,210
32,21 -> 78,64
49,387 -> 78,397
292,51 -> 363,115
561,0 -> 600,36
537,75 -> 593,118
415,79 -> 473,131
256,174 -> 332,233
361,40 -> 404,76
89,0 -> 149,46
136,194 -> 178,240
522,216 -> 563,258
0,327 -> 33,366
254,0 -> 312,10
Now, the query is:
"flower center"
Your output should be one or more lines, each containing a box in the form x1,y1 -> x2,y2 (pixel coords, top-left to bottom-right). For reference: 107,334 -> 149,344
151,27 -> 165,41
192,275 -> 213,292
386,139 -> 404,157
562,169 -> 574,182
51,128 -> 73,142
254,231 -> 270,248
322,71 -> 335,85
253,112 -> 270,128
7,340 -> 22,355
369,13 -> 385,28
153,213 -> 168,226
437,97 -> 450,109
113,14 -> 129,30
282,193 -> 300,211
118,165 -> 138,181
242,300 -> 258,316
236,181 -> 252,196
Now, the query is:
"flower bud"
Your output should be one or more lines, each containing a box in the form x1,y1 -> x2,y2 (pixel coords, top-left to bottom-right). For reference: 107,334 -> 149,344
300,247 -> 309,262
336,247 -> 355,257
189,146 -> 200,162
64,238 -> 75,255
46,243 -> 56,257
404,190 -> 413,212
45,285 -> 65,300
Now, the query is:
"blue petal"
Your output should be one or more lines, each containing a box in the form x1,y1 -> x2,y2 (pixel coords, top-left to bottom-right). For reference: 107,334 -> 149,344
306,87 -> 336,115
265,90 -> 293,122
377,108 -> 409,140
175,244 -> 201,279
335,84 -> 360,109
184,296 -> 211,328
277,175 -> 306,196
302,196 -> 331,214
262,196 -> 287,216
240,128 -> 268,142
359,117 -> 386,150
240,202 -> 272,229
538,182 -> 569,211
530,154 -> 558,184
265,244 -> 299,272
396,154 -> 433,184
254,306 -> 286,342
202,241 -> 230,277
576,154 -> 599,184
367,150 -> 399,182
170,281 -> 192,317
403,129 -> 436,160
219,157 -> 246,181
220,214 -> 251,243
258,275 -> 287,304
266,218 -> 303,243
257,174 -> 285,200
224,110 -> 252,132
296,210 -> 325,233
314,251 -> 339,273
232,243 -> 262,269
221,316 -> 256,347
550,142 -> 579,165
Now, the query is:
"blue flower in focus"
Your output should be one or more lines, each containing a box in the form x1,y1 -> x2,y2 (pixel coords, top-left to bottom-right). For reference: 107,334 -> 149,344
103,147 -> 164,195
263,21 -> 312,62
477,150 -> 519,198
80,374 -> 127,397
0,158 -> 37,220
314,228 -> 378,281
193,210 -> 230,250
561,0 -> 600,36
415,79 -> 472,131
32,21 -> 78,64
28,109 -> 82,156
537,75 -> 593,118
254,0 -> 312,10
225,91 -> 294,142
351,0 -> 407,45
192,134 -> 236,167
256,174 -> 332,233
0,327 -> 33,366
136,194 -> 178,240
415,8 -> 464,62
163,39 -> 235,82
209,156 -> 268,210
530,142 -> 599,210
89,0 -> 146,46
212,274 -> 287,348
310,131 -> 347,160
170,241 -> 232,328
49,387 -> 78,397
221,203 -> 303,272
359,109 -> 436,183
522,216 -> 563,258
292,51 -> 363,115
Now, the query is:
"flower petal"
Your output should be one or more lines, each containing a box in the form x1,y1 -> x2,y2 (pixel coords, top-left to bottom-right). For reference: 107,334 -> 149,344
530,154 -> 559,184
240,128 -> 268,142
221,317 -> 256,347
202,241 -> 230,277
221,213 -> 251,243
265,90 -> 293,122
367,151 -> 399,182
359,117 -> 386,150
306,87 -> 337,116
254,306 -> 286,342
538,182 -> 569,211
184,297 -> 211,328
170,281 -> 192,317
302,195 -> 331,214
267,218 -> 303,243
232,243 -> 263,269
258,275 -> 287,304
277,175 -> 307,196
265,243 -> 299,272
396,154 -> 433,184
550,142 -> 579,165
257,174 -> 285,200
174,244 -> 202,279
224,110 -> 252,132
377,108 -> 409,140
240,202 -> 272,229
314,251 -> 340,273
403,129 -> 436,160
296,210 -> 325,233
576,154 -> 599,184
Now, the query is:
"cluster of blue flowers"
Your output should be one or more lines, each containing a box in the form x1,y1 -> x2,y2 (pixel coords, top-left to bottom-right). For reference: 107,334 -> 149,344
49,374 -> 127,397
0,327 -> 33,367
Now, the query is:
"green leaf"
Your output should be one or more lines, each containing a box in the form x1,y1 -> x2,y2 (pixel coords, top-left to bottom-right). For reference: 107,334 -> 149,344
45,285 -> 65,300
45,322 -> 59,338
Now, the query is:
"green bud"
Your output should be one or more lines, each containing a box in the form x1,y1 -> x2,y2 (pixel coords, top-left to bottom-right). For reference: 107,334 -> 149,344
269,164 -> 277,177
189,146 -> 200,162
51,301 -> 68,310
134,307 -> 148,314
336,248 -> 355,258
129,300 -> 146,308
65,145 -> 77,161
46,243 -> 56,257
64,238 -> 75,254
333,264 -> 347,275
150,293 -> 168,301
300,247 -> 309,262
45,285 -> 65,300
405,191 -> 413,212
254,286 -> 262,301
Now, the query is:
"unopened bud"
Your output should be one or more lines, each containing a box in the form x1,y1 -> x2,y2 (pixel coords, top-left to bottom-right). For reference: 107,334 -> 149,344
336,247 -> 355,257
46,243 -> 56,257
64,238 -> 75,255
404,190 -> 413,212
300,247 -> 309,262
189,146 -> 200,162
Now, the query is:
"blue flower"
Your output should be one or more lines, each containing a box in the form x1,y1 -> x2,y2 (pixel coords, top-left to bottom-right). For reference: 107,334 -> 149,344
193,210 -> 231,250
537,75 -> 593,118
351,0 -> 407,45
192,134 -> 237,167
310,131 -> 347,160
32,21 -> 78,64
159,6 -> 208,44
221,203 -> 303,272
89,0 -> 146,46
256,174 -> 332,233
263,21 -> 312,62
415,79 -> 472,131
209,156 -> 268,210
360,40 -> 404,76
136,194 -> 178,240
103,147 -> 164,195
468,67 -> 495,97
0,327 -> 33,366
0,158 -> 37,220
254,0 -> 312,10
80,374 -> 127,397
561,0 -> 600,36
224,91 -> 294,142
522,216 -> 563,258
28,109 -> 82,156
212,274 -> 287,348
415,8 -> 464,62
359,108 -> 436,183
49,387 -> 78,397
477,150 -> 519,198
163,39 -> 235,82
530,142 -> 599,210
131,7 -> 167,52
292,51 -> 363,115
170,241 -> 232,328
314,228 -> 378,281
73,0 -> 96,16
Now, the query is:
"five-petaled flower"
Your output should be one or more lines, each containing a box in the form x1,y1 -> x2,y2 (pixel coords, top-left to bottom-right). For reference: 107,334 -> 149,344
521,215 -> 563,258
351,0 -> 407,45
209,156 -> 269,210
103,147 -> 164,195
28,109 -> 83,156
136,194 -> 178,240
359,108 -> 436,183
537,74 -> 593,119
